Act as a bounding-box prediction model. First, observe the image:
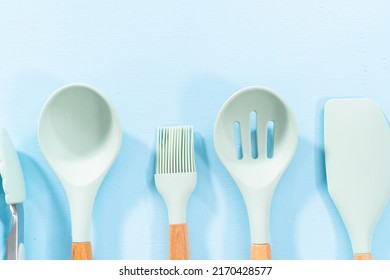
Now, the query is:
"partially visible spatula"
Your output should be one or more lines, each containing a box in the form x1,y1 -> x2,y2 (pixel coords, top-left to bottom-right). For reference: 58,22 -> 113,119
0,127 -> 26,260
324,98 -> 390,260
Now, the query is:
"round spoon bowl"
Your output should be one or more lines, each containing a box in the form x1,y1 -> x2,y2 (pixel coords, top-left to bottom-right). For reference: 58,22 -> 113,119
39,84 -> 121,186
38,83 -> 122,259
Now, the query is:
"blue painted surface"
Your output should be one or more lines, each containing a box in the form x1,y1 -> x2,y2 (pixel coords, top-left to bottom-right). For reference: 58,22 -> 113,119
1,0 -> 390,259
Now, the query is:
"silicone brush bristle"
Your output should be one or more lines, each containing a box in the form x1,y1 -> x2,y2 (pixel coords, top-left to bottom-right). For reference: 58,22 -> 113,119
156,126 -> 196,174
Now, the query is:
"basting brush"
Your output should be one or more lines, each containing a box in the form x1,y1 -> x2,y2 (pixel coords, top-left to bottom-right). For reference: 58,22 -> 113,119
155,126 -> 197,260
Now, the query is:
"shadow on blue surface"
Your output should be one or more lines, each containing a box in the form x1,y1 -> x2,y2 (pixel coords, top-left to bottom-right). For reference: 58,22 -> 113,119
179,74 -> 246,259
18,152 -> 71,260
271,132 -> 353,259
269,97 -> 353,260
92,132 -> 163,259
187,132 -> 215,260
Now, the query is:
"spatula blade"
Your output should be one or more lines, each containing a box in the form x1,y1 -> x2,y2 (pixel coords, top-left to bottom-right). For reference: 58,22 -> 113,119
324,98 -> 390,255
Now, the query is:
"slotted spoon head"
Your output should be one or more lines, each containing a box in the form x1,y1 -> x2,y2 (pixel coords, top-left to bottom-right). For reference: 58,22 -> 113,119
214,86 -> 298,245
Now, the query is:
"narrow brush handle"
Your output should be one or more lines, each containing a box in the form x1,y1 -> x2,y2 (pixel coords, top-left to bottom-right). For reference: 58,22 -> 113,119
169,224 -> 189,260
251,243 -> 272,260
72,242 -> 92,260
353,253 -> 372,260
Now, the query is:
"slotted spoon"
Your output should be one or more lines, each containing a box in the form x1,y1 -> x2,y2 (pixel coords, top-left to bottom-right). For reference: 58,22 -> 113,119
214,86 -> 298,259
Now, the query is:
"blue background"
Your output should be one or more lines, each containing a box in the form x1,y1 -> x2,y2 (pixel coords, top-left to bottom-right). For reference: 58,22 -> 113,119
1,0 -> 390,260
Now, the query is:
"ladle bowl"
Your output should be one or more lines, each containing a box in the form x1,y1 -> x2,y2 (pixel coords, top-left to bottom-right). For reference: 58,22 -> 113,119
38,83 -> 122,259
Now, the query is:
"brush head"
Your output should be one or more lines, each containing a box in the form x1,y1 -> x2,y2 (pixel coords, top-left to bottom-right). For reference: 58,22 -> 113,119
155,126 -> 196,174
154,125 -> 197,224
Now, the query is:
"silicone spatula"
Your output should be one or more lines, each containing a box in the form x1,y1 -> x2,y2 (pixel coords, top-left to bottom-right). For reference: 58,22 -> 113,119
324,98 -> 390,260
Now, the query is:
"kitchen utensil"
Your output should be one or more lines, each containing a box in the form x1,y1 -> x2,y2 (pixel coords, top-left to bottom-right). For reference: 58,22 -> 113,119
155,126 -> 197,260
214,86 -> 298,259
324,98 -> 390,260
0,127 -> 26,260
38,84 -> 122,260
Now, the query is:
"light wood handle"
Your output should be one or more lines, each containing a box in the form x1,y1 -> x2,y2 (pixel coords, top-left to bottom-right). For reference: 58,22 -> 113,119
251,243 -> 272,260
72,242 -> 92,260
169,224 -> 189,260
353,253 -> 372,260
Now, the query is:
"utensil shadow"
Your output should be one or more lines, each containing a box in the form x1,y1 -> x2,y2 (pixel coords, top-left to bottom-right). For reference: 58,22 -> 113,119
271,98 -> 353,260
374,202 -> 390,259
178,74 -> 244,259
17,152 -> 71,259
270,136 -> 341,259
93,132 -> 164,259
186,132 -> 215,259
373,98 -> 390,255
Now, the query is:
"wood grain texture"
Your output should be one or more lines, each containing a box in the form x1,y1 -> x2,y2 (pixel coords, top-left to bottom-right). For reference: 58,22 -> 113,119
169,224 -> 189,260
72,242 -> 92,260
251,243 -> 272,260
353,253 -> 372,260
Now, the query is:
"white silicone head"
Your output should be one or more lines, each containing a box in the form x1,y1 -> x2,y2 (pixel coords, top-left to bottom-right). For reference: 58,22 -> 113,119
0,127 -> 26,204
325,98 -> 390,254
214,86 -> 298,244
38,84 -> 122,242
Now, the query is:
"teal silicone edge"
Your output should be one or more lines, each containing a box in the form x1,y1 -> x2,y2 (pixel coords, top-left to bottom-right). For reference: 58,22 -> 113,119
0,127 -> 26,204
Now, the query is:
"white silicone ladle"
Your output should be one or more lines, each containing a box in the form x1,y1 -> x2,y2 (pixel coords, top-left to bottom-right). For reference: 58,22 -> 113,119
214,86 -> 298,259
38,84 -> 122,260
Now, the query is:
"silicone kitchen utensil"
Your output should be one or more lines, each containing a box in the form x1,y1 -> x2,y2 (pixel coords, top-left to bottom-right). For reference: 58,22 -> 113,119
214,86 -> 298,259
324,98 -> 390,260
0,127 -> 26,260
38,84 -> 122,260
155,126 -> 197,260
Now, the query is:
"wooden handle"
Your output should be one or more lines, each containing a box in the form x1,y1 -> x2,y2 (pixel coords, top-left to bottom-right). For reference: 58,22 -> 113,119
251,243 -> 272,260
353,253 -> 372,260
169,224 -> 189,260
72,242 -> 92,260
